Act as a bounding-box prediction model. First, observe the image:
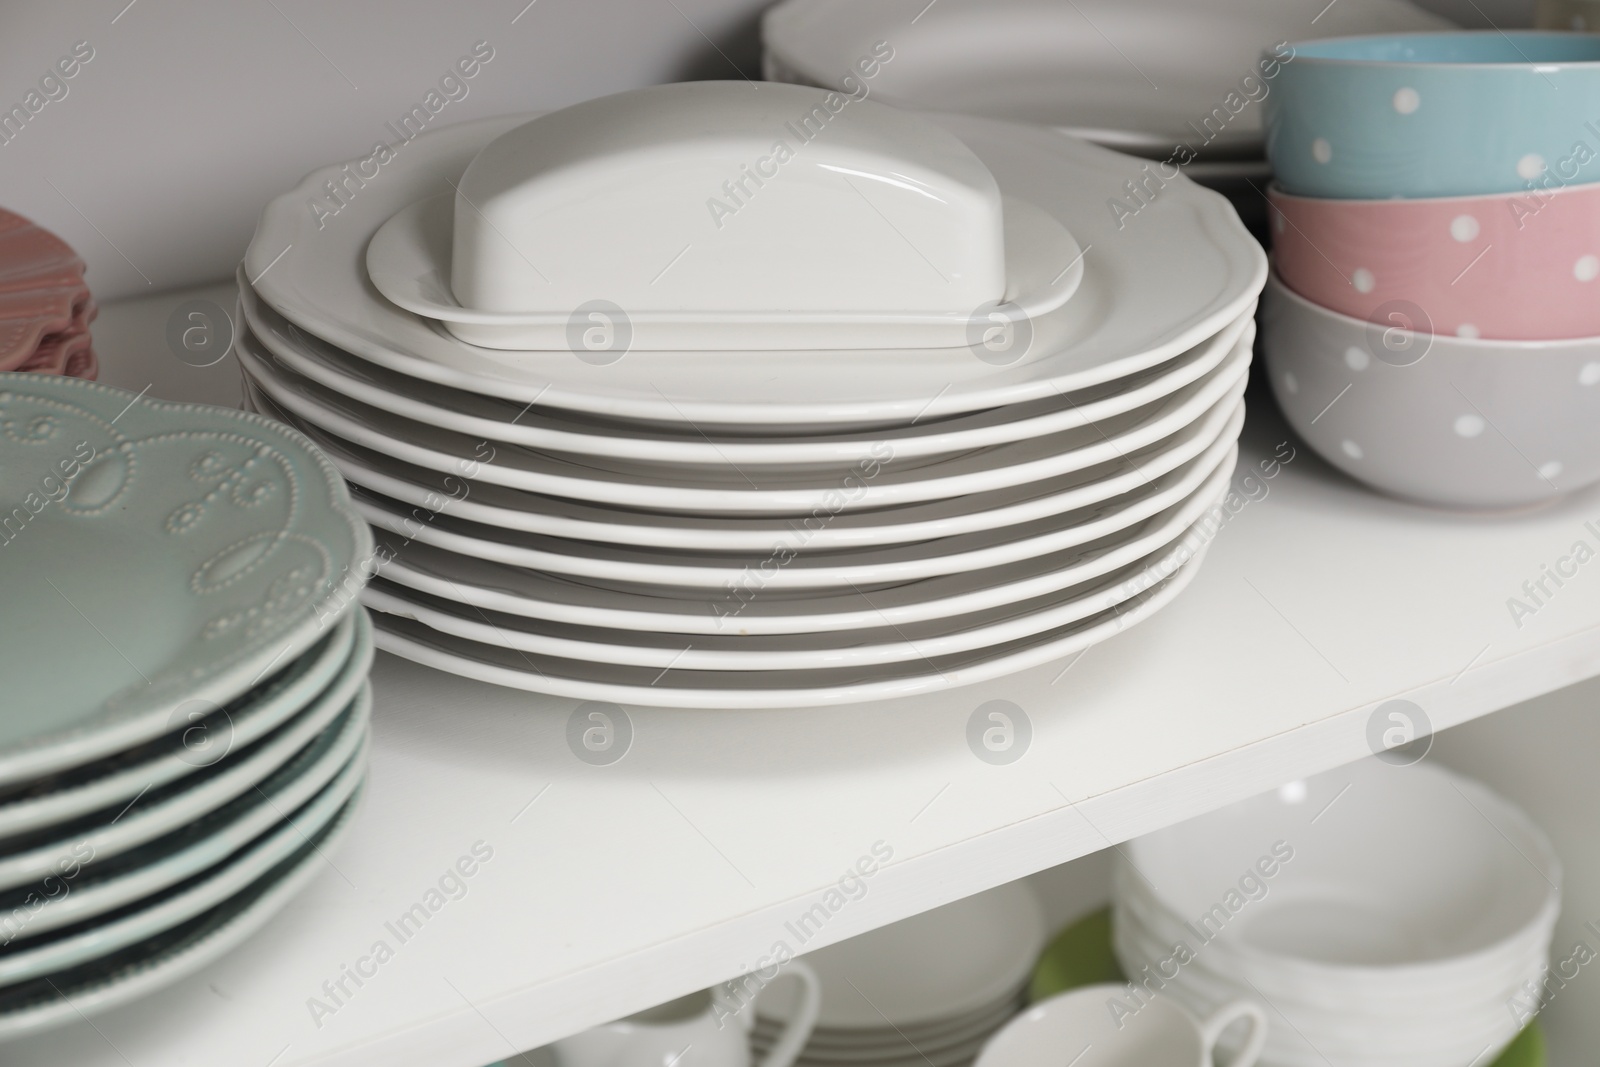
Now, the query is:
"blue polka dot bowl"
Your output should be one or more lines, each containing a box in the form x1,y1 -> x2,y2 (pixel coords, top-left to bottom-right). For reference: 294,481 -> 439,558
1262,270 -> 1600,509
1264,32 -> 1600,199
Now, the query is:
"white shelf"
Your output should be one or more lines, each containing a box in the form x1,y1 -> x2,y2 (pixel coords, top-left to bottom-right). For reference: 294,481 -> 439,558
12,283 -> 1600,1067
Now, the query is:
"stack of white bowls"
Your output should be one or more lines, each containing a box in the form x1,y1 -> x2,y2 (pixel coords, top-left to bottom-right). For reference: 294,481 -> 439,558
751,883 -> 1046,1067
238,81 -> 1266,708
1111,759 -> 1560,1067
0,373 -> 373,1037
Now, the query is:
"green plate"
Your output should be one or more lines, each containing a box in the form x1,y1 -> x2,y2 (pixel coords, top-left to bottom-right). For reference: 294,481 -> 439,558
0,778 -> 366,1039
0,610 -> 359,841
0,694 -> 366,987
0,373 -> 370,787
1029,906 -> 1545,1067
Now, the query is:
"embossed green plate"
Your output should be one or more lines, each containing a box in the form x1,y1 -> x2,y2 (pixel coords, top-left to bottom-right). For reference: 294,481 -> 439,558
0,777 -> 365,1039
0,374 -> 370,787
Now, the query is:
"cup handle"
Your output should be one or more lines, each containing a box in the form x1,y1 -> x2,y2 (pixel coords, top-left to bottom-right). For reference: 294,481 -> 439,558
752,960 -> 821,1067
1198,1000 -> 1267,1067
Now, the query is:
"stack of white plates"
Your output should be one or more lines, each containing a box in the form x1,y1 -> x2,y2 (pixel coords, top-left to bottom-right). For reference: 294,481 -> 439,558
751,883 -> 1046,1067
761,0 -> 1452,239
239,102 -> 1265,707
0,373 -> 373,1037
1111,759 -> 1561,1067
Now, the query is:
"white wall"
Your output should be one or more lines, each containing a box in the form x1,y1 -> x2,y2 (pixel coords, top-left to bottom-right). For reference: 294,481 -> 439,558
0,0 -> 1527,302
0,0 -> 771,301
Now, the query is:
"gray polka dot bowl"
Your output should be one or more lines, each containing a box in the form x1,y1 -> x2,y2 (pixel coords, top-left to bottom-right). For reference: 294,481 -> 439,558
1264,32 -> 1600,199
1263,270 -> 1600,509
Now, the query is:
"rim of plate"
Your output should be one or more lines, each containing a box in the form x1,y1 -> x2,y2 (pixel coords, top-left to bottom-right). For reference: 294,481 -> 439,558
237,342 -> 1251,514
0,610 -> 364,842
362,434 -> 1240,633
0,653 -> 370,893
0,726 -> 366,987
253,368 -> 1247,552
0,781 -> 364,1039
365,543 -> 1207,709
238,277 -> 1254,466
0,636 -> 371,941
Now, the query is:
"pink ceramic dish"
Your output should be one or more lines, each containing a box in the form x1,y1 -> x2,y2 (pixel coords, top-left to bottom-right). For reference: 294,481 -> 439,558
1269,181 -> 1600,341
0,207 -> 97,377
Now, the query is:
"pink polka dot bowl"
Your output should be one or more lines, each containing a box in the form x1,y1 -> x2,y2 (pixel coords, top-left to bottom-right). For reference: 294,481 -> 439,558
1269,180 -> 1600,342
1262,270 -> 1600,509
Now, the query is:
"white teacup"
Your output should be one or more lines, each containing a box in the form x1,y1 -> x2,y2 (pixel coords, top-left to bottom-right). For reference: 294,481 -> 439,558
552,962 -> 821,1067
974,984 -> 1266,1067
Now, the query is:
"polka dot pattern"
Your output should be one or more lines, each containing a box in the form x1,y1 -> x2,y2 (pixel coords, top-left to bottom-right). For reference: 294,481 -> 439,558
1518,154 -> 1546,181
1341,440 -> 1363,460
1352,269 -> 1375,294
1393,87 -> 1420,114
1581,362 -> 1600,386
1283,372 -> 1299,395
1312,138 -> 1333,165
1450,215 -> 1480,243
1344,346 -> 1370,371
1454,414 -> 1485,438
1578,255 -> 1599,282
1540,461 -> 1564,481
1457,324 -> 1480,339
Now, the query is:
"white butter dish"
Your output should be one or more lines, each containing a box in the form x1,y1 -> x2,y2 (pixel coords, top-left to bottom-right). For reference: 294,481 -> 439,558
364,82 -> 1084,351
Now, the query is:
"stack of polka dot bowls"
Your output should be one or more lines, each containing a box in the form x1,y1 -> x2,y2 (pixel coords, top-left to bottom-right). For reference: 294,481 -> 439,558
1259,32 -> 1600,509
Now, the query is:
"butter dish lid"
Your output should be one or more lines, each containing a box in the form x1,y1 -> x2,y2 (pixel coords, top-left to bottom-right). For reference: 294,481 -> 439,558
364,82 -> 1084,351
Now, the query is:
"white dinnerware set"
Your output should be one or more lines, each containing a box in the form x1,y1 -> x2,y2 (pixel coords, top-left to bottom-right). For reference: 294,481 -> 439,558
239,79 -> 1266,708
523,882 -> 1045,1067
1111,759 -> 1560,1066
0,373 -> 373,1037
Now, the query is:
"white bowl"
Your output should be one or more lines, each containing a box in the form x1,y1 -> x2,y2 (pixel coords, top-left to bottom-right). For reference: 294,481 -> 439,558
1262,269 -> 1600,509
1111,902 -> 1537,1067
1110,760 -> 1558,1066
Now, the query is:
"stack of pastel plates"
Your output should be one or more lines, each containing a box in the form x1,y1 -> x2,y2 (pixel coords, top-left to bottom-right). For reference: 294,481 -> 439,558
0,373 -> 372,1037
238,85 -> 1265,708
760,0 -> 1452,241
751,883 -> 1046,1067
0,209 -> 98,379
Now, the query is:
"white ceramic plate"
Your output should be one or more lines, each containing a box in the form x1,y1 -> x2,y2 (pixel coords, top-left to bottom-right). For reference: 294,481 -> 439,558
0,783 -> 363,1040
752,991 -> 1021,1051
0,374 -> 370,789
300,379 -> 1246,591
0,611 -> 361,842
0,632 -> 370,942
762,0 -> 1451,156
368,191 -> 1083,351
0,718 -> 365,988
238,279 -> 1251,467
363,434 -> 1239,635
0,628 -> 368,893
267,376 -> 1246,552
758,882 -> 1044,1029
243,112 -> 1264,428
366,544 -> 1205,708
238,340 -> 1250,514
361,496 -> 1224,671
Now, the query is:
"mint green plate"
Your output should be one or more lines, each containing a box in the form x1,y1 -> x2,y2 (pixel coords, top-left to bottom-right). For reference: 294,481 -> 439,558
0,614 -> 371,892
0,610 -> 359,841
0,620 -> 370,941
0,689 -> 367,987
1029,907 -> 1546,1067
0,776 -> 366,1039
0,374 -> 370,787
